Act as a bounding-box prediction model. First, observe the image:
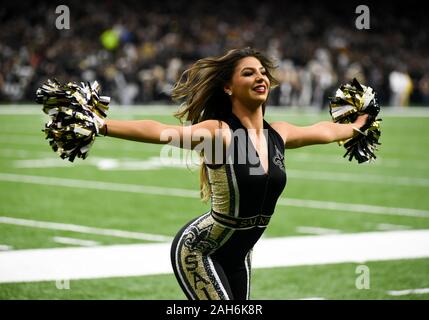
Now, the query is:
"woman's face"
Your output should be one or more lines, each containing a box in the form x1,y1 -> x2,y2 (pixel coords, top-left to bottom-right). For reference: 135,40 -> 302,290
227,56 -> 271,107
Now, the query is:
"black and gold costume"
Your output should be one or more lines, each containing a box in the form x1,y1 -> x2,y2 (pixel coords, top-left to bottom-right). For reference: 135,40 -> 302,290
171,113 -> 287,300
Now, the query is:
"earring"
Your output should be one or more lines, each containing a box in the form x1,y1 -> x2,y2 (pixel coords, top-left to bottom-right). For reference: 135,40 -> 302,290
227,91 -> 232,96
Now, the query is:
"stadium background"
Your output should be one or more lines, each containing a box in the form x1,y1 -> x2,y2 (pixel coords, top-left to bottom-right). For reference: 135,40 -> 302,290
0,0 -> 428,300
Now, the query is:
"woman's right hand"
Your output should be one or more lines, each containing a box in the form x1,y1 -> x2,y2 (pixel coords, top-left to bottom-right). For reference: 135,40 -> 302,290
353,114 -> 369,129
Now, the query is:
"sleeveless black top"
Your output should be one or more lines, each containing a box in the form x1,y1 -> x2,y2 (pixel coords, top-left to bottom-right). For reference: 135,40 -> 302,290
204,113 -> 287,258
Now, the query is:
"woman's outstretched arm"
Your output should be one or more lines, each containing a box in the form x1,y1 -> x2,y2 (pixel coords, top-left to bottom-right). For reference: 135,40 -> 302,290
270,114 -> 368,149
100,119 -> 226,150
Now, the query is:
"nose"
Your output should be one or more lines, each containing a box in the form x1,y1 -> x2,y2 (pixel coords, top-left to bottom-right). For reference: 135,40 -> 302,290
255,70 -> 266,82
255,74 -> 264,82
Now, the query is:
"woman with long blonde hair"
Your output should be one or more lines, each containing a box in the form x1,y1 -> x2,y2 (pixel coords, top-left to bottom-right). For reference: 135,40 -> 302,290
100,48 -> 368,300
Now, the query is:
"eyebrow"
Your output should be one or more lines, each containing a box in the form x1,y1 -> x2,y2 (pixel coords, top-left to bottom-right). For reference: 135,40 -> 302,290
240,66 -> 266,73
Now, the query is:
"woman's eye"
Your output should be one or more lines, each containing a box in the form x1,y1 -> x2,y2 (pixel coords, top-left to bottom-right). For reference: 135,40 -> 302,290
243,72 -> 253,76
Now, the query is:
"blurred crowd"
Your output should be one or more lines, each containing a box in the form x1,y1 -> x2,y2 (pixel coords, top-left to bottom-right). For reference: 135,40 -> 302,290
1,0 -> 428,107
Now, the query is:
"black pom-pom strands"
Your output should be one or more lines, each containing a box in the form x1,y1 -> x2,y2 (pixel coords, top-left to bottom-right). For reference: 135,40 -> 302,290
36,79 -> 110,162
329,78 -> 382,163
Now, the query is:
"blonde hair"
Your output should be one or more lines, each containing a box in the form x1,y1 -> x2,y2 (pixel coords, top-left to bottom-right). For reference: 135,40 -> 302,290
172,48 -> 279,202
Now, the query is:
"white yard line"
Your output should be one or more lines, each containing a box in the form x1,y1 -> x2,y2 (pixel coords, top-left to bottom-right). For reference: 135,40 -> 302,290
0,216 -> 173,242
376,223 -> 412,231
8,155 -> 429,186
287,153 -> 429,170
0,173 -> 199,198
13,159 -> 75,168
52,237 -> 100,247
0,107 -> 44,115
287,169 -> 429,187
0,229 -> 428,283
13,157 -> 195,171
2,145 -> 428,171
1,173 -> 428,218
0,149 -> 53,159
387,288 -> 429,296
277,198 -> 429,218
253,230 -> 429,268
295,226 -> 341,235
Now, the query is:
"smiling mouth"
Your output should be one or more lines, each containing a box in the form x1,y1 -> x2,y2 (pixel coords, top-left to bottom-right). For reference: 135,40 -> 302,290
253,85 -> 267,93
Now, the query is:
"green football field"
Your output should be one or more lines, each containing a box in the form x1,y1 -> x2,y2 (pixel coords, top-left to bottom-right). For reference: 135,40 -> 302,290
0,105 -> 428,300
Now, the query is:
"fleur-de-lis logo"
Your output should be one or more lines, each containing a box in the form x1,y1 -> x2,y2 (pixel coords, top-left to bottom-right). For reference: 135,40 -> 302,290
273,146 -> 285,171
184,225 -> 218,253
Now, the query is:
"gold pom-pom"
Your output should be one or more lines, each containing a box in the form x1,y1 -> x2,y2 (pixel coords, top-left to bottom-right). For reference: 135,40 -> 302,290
36,79 -> 110,162
329,78 -> 382,163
